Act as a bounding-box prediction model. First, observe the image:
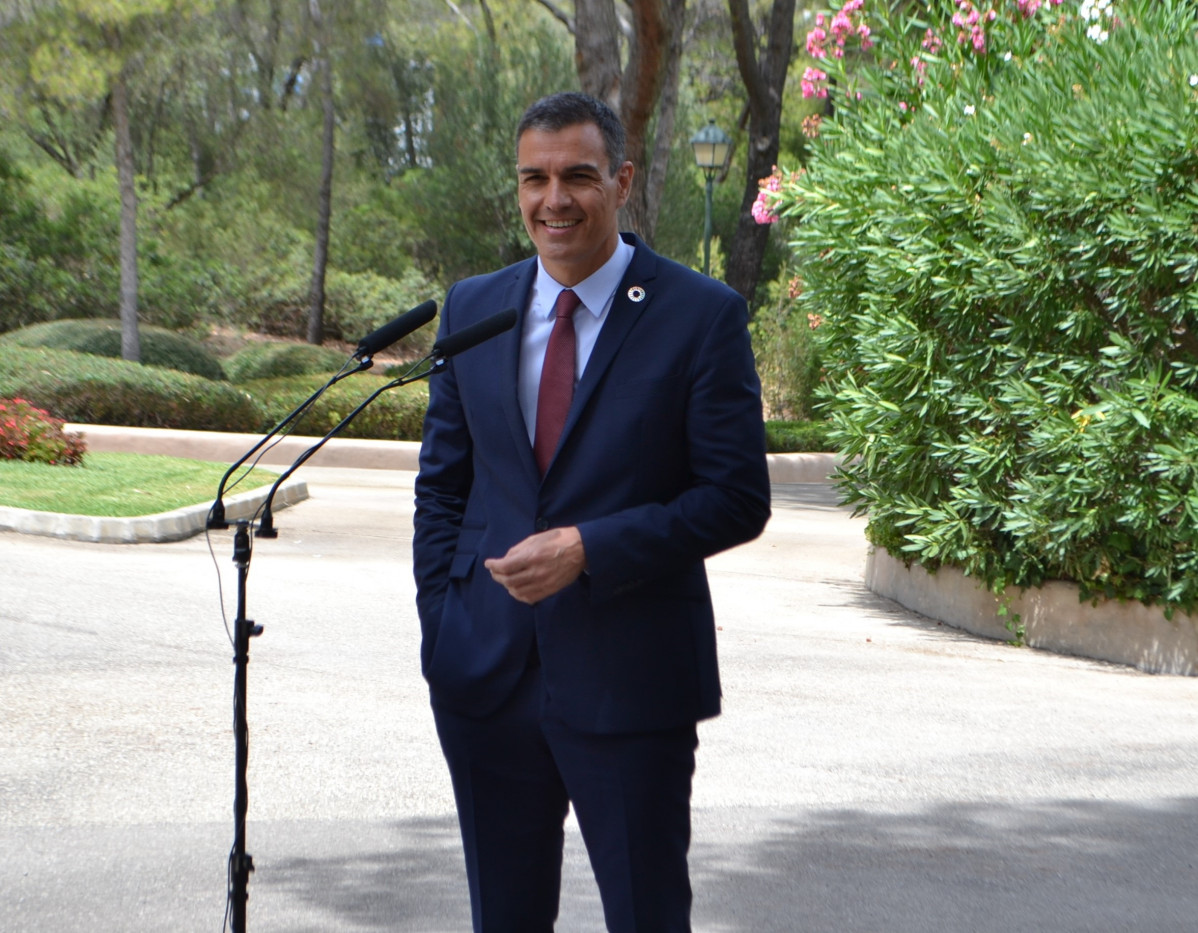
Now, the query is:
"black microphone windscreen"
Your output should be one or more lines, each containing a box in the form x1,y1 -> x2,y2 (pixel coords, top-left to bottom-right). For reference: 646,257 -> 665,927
433,308 -> 518,359
357,299 -> 438,357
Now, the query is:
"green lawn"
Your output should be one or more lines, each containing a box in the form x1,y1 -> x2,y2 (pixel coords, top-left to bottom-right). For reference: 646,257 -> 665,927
0,452 -> 275,517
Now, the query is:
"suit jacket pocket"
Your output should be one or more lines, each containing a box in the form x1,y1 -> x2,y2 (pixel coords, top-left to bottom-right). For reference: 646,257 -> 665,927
448,551 -> 477,580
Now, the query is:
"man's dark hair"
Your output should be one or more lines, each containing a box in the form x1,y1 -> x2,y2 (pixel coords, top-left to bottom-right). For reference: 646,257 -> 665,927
516,92 -> 626,176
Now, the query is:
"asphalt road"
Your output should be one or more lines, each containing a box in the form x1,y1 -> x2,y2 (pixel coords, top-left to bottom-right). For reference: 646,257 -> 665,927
2,467 -> 1196,932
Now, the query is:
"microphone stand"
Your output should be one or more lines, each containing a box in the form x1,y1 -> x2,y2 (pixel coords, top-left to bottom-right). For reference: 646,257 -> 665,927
220,352 -> 443,932
228,520 -> 260,933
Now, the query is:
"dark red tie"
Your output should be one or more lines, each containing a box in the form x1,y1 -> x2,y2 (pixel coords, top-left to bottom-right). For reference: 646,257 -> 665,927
534,288 -> 581,475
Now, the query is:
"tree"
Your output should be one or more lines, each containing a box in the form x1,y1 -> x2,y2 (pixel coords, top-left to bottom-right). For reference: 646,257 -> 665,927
394,6 -> 576,285
725,0 -> 795,303
0,0 -> 213,361
306,0 -> 336,345
564,0 -> 687,245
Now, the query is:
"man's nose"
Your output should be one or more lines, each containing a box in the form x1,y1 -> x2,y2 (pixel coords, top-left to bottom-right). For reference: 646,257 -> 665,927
544,176 -> 573,210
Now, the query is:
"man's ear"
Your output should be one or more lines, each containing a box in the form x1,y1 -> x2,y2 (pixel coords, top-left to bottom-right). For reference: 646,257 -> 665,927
615,161 -> 634,208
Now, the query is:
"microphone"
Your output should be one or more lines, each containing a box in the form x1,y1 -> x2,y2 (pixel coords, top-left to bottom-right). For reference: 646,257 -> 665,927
355,299 -> 438,358
432,308 -> 518,360
253,306 -> 513,537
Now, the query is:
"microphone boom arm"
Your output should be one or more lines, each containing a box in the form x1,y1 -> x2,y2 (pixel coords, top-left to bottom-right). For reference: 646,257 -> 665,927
254,358 -> 439,538
207,358 -> 374,529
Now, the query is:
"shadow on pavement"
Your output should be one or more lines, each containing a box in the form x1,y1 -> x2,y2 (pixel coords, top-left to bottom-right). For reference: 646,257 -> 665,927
691,797 -> 1198,933
10,798 -> 1188,931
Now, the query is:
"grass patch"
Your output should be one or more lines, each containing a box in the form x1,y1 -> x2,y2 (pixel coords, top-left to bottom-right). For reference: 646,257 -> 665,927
0,452 -> 275,517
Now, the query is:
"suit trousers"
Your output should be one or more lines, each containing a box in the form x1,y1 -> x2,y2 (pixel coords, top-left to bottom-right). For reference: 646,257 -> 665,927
432,663 -> 699,933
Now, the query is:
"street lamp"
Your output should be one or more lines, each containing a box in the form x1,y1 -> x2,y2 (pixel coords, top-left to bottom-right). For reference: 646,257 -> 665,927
690,119 -> 732,277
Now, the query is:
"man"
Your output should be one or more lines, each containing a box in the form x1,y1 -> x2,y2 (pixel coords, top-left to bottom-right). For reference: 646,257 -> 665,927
413,91 -> 771,932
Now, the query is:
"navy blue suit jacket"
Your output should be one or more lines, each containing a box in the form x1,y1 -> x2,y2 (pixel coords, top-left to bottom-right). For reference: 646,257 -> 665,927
413,234 -> 771,734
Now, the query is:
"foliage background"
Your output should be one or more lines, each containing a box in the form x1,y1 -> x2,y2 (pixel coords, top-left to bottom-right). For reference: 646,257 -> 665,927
0,0 -> 831,339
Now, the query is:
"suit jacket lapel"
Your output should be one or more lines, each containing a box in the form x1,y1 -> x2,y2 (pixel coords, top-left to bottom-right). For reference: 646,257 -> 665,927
498,260 -> 539,481
556,239 -> 660,454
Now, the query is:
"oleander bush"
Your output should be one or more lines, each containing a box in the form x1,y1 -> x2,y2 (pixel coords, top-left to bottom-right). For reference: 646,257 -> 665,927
223,342 -> 352,383
0,319 -> 226,380
0,397 -> 86,465
0,346 -> 261,431
246,375 -> 428,441
763,0 -> 1198,613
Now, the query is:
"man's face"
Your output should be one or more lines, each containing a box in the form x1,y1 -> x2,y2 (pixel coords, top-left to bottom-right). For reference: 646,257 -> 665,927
516,121 -> 634,287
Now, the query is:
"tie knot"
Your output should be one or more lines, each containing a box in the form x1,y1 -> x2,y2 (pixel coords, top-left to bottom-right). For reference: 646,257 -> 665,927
554,289 -> 581,320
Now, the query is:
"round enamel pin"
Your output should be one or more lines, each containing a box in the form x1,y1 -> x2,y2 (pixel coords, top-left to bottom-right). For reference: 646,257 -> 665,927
627,286 -> 646,302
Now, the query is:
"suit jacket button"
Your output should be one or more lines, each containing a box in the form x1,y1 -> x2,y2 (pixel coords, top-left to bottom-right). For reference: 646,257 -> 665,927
535,518 -> 549,532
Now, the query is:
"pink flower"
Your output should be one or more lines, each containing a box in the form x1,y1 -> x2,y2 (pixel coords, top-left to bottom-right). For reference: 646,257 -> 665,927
809,1 -> 872,61
752,192 -> 778,225
801,66 -> 829,99
806,25 -> 828,58
830,10 -> 853,43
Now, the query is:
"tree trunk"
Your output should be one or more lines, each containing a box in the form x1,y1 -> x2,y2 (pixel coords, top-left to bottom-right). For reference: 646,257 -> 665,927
620,0 -> 685,244
725,0 -> 795,306
573,0 -> 683,246
640,0 -> 684,245
573,0 -> 622,109
307,51 -> 335,345
112,71 -> 141,363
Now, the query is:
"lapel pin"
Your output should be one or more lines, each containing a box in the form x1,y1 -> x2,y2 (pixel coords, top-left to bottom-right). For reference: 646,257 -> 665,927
627,286 -> 646,303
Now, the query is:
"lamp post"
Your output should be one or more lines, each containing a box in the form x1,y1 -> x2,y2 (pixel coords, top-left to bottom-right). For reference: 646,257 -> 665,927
690,119 -> 731,277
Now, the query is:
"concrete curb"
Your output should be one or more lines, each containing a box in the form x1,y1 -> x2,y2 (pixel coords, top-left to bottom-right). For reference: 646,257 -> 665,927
865,546 -> 1198,676
0,479 -> 308,545
70,423 -> 843,482
68,423 -> 423,471
31,426 -> 839,545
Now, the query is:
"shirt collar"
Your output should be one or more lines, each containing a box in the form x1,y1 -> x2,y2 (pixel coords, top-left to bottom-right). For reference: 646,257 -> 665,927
533,237 -> 636,320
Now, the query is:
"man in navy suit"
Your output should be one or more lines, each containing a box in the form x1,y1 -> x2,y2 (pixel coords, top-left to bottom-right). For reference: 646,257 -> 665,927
413,91 -> 770,932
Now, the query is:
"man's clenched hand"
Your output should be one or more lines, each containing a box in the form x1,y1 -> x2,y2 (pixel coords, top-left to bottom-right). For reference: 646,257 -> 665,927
484,526 -> 587,604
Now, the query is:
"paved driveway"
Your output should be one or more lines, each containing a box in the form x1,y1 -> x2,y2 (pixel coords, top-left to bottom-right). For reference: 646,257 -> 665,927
2,468 -> 1197,931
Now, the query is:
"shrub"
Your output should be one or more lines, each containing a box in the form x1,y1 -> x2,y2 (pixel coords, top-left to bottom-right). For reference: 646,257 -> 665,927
765,420 -> 835,454
242,258 -> 438,357
0,152 -> 113,332
138,249 -> 238,332
765,0 -> 1198,612
224,342 -> 352,383
0,397 -> 86,465
0,346 -> 261,431
245,374 -> 428,441
751,268 -> 825,421
0,319 -> 227,380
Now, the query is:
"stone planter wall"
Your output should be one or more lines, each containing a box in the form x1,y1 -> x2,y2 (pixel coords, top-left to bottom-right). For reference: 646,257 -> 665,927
866,547 -> 1198,676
